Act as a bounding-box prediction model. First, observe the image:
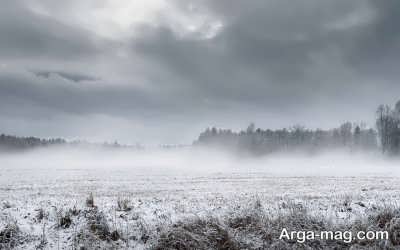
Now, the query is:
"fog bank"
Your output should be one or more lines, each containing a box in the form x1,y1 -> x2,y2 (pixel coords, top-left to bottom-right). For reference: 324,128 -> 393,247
1,147 -> 399,177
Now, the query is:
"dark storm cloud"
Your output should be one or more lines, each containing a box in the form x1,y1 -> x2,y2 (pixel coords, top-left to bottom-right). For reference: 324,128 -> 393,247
1,0 -> 400,143
131,0 -> 400,117
133,0 -> 363,89
345,1 -> 400,77
0,1 -> 101,60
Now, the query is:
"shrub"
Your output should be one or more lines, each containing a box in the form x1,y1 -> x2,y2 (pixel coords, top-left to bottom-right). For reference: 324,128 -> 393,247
85,209 -> 120,242
59,213 -> 72,229
154,218 -> 239,250
35,208 -> 46,223
117,198 -> 132,212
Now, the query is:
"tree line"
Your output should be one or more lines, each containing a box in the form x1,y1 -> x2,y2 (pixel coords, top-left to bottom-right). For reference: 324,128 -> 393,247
0,134 -> 143,152
0,134 -> 66,151
1,100 -> 400,155
195,122 -> 377,155
195,101 -> 400,156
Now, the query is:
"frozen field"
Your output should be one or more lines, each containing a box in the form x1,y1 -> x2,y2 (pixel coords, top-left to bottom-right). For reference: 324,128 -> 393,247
1,149 -> 400,249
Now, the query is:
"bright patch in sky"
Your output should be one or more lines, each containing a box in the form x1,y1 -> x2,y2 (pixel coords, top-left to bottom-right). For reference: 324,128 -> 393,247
25,0 -> 221,40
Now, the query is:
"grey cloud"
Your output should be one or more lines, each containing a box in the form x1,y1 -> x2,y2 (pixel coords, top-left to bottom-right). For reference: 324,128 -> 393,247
0,70 -> 207,119
1,0 -> 400,143
0,1 -> 102,60
132,0 -> 400,105
131,2 -> 337,108
33,71 -> 98,82
344,1 -> 400,77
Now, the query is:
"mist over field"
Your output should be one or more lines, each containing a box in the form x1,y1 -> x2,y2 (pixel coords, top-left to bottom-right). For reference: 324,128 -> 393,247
1,146 -> 399,176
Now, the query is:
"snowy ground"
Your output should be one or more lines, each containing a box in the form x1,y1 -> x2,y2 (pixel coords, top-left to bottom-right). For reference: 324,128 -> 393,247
1,148 -> 400,249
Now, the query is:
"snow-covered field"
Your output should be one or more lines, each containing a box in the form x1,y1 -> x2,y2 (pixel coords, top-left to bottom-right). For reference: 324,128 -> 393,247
1,148 -> 400,249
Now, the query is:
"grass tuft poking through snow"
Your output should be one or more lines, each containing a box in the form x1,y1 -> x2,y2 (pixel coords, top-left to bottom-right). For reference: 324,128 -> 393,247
0,221 -> 20,248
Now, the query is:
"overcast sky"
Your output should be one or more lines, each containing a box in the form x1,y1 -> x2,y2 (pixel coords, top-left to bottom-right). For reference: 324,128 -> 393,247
1,0 -> 400,144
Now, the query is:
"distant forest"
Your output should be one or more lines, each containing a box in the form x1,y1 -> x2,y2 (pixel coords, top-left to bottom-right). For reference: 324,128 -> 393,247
195,101 -> 400,155
1,101 -> 400,155
0,134 -> 66,151
0,135 -> 142,152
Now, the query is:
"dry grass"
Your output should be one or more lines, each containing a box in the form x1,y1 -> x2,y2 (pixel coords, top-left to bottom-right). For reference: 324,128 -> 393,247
0,221 -> 20,248
152,203 -> 400,250
154,218 -> 239,250
4,197 -> 400,249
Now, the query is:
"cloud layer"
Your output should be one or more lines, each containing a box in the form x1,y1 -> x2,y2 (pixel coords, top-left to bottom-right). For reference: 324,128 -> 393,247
1,0 -> 400,144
